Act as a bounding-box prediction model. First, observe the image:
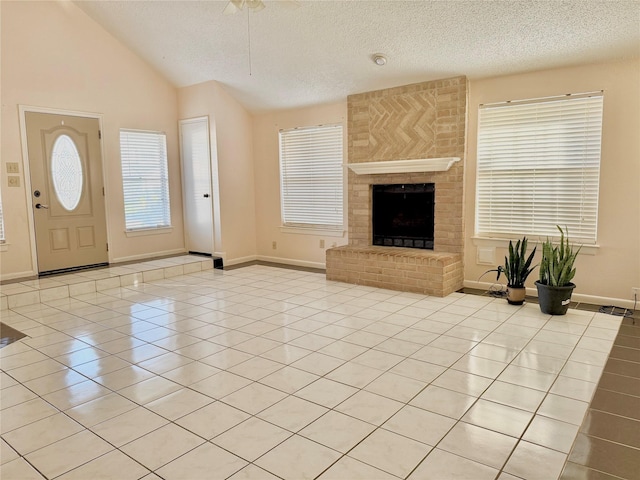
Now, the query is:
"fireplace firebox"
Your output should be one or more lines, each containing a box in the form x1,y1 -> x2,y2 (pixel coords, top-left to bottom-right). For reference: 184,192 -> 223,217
372,183 -> 435,249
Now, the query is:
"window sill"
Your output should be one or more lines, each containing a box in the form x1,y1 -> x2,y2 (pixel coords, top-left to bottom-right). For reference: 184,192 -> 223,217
471,236 -> 599,256
125,227 -> 173,238
280,226 -> 345,237
0,242 -> 8,252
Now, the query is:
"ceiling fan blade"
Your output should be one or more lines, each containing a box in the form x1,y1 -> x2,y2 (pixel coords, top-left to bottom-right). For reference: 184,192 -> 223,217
223,0 -> 299,15
223,3 -> 238,14
223,0 -> 245,15
246,0 -> 265,11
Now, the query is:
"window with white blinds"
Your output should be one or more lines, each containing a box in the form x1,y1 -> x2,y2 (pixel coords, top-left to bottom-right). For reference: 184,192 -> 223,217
279,124 -> 344,229
476,92 -> 603,243
0,192 -> 5,243
120,130 -> 171,231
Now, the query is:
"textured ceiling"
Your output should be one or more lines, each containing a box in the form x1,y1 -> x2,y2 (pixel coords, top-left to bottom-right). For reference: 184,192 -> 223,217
75,0 -> 640,113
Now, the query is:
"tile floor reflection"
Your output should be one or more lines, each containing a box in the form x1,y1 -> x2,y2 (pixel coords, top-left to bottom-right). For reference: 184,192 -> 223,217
0,263 -> 622,479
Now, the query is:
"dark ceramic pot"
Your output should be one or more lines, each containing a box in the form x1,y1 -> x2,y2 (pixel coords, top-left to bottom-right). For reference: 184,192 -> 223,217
535,281 -> 575,315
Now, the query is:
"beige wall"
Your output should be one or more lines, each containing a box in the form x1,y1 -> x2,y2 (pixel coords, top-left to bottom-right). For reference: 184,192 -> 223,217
178,81 -> 257,263
2,1 -> 636,305
465,59 -> 640,304
252,102 -> 348,268
1,1 -> 184,279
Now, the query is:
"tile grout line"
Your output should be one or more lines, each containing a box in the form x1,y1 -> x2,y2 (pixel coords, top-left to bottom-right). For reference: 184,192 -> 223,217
1,264 -> 624,480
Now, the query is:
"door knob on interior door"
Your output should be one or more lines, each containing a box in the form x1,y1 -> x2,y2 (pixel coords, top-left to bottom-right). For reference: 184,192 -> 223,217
203,194 -> 210,198
35,203 -> 49,209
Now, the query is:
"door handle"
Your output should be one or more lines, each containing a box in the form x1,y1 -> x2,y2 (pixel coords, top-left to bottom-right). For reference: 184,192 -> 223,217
203,194 -> 210,198
35,203 -> 49,209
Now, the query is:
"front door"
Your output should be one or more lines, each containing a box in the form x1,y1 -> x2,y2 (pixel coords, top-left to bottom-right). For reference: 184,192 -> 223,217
179,117 -> 214,255
25,112 -> 108,273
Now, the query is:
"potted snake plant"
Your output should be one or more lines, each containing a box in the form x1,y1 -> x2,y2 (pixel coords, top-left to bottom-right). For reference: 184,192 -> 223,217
492,237 -> 537,305
535,225 -> 581,315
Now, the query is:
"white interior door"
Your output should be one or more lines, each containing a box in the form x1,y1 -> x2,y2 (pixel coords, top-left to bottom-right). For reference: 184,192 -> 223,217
26,112 -> 108,273
179,117 -> 214,255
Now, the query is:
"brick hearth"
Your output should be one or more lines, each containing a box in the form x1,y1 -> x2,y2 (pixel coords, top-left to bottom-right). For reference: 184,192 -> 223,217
326,246 -> 463,297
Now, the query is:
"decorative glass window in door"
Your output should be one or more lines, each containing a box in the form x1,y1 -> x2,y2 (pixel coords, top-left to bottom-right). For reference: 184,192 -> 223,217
51,134 -> 83,211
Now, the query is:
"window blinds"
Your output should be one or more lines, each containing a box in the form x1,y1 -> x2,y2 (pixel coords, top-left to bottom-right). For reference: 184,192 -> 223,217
120,130 -> 171,231
476,93 -> 603,243
279,124 -> 344,229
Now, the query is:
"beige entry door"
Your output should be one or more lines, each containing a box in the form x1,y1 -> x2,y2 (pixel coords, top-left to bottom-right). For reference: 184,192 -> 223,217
26,112 -> 108,273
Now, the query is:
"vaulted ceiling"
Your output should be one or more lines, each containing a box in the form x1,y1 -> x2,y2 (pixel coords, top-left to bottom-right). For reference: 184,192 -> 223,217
75,0 -> 640,113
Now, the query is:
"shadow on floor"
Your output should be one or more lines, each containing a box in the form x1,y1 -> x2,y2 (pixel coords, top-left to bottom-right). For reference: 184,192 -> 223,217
0,323 -> 27,349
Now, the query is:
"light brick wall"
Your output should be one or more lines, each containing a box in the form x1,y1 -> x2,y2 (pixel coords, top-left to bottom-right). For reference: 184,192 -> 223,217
326,246 -> 463,297
326,76 -> 467,296
347,76 -> 467,253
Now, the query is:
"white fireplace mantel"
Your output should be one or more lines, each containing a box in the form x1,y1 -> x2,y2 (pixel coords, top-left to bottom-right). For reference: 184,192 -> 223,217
346,157 -> 460,175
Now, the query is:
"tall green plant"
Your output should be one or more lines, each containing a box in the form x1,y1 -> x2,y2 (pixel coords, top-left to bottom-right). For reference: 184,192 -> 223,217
495,237 -> 537,288
538,226 -> 581,286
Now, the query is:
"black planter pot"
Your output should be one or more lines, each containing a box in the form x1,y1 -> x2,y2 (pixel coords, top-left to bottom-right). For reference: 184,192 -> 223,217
535,281 -> 575,315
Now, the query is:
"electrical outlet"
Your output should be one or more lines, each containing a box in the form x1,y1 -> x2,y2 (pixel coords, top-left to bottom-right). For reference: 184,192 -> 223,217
272,241 -> 277,250
632,287 -> 640,298
8,176 -> 20,187
319,239 -> 325,248
6,162 -> 19,174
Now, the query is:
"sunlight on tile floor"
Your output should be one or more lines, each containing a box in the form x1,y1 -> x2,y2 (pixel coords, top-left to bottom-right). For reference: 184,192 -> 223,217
0,264 -> 620,479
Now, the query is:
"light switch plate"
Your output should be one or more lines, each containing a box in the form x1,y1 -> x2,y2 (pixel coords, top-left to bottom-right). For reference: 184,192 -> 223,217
6,162 -> 19,174
8,176 -> 20,187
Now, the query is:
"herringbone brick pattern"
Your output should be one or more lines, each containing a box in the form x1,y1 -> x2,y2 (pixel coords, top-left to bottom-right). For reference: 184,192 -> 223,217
368,91 -> 437,161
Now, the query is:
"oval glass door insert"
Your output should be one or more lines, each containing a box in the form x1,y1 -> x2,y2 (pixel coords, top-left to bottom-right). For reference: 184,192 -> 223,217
51,134 -> 83,211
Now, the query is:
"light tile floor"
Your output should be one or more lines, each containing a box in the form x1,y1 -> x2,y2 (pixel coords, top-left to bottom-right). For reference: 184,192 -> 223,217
0,264 -> 621,479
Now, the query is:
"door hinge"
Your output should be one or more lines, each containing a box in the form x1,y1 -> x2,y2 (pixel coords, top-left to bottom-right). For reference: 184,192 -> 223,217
106,243 -> 109,252
98,130 -> 102,139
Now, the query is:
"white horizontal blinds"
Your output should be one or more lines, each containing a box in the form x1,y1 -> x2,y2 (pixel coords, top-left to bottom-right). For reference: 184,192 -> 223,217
0,193 -> 5,242
280,124 -> 344,228
476,93 -> 603,243
120,130 -> 171,230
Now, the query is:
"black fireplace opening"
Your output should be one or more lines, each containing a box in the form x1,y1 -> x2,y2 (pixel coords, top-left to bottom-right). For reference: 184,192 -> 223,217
372,183 -> 435,249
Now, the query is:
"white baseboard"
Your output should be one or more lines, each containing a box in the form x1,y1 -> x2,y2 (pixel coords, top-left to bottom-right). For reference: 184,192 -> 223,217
463,279 -> 636,310
572,292 -> 636,310
224,255 -> 258,266
111,248 -> 187,264
257,255 -> 326,270
0,270 -> 38,282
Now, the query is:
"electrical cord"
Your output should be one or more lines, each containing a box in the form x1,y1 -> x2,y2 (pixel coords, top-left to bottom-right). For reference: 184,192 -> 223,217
488,284 -> 507,298
477,269 -> 507,298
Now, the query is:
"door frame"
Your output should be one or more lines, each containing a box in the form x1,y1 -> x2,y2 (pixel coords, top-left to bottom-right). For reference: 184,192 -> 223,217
19,105 -> 112,275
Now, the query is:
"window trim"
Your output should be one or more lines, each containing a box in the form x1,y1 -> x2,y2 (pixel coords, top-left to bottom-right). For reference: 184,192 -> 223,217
471,236 -> 599,256
279,225 -> 345,237
124,227 -> 174,238
0,190 -> 5,244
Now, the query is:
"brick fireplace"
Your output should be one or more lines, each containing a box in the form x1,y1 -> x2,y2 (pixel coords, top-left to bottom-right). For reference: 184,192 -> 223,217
326,76 -> 467,296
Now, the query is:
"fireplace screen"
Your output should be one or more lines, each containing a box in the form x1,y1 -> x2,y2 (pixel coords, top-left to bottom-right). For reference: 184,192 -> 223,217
372,183 -> 434,249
